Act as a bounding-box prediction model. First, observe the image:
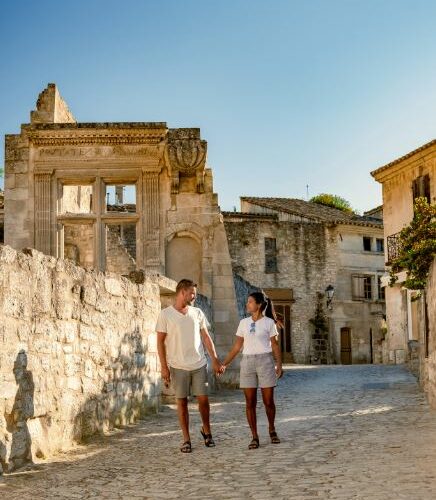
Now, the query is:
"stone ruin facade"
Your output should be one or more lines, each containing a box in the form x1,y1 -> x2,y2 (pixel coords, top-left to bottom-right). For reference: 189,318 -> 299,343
4,83 -> 240,372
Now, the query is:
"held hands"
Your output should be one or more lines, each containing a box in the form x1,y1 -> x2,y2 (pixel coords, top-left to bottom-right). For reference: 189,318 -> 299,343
212,358 -> 226,377
212,359 -> 226,377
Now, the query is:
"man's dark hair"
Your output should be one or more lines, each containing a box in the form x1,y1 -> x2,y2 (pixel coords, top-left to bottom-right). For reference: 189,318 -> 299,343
176,279 -> 197,294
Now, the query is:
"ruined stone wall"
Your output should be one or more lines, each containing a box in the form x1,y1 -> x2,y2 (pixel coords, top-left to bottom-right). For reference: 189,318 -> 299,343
0,245 -> 162,473
224,219 -> 338,363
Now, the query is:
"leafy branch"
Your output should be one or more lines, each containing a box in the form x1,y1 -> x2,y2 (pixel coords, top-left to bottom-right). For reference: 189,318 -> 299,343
389,197 -> 436,291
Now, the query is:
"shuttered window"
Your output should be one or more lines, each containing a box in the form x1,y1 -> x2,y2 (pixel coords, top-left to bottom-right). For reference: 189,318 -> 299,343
412,174 -> 431,203
352,275 -> 372,300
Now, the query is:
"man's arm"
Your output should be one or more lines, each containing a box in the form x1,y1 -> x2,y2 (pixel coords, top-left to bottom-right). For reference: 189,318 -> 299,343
200,327 -> 222,374
157,331 -> 171,386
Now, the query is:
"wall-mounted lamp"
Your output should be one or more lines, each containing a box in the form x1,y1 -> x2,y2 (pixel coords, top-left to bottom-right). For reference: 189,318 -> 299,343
325,284 -> 334,310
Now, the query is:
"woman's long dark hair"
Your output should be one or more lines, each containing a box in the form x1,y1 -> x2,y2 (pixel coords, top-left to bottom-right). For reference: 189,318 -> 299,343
249,291 -> 277,322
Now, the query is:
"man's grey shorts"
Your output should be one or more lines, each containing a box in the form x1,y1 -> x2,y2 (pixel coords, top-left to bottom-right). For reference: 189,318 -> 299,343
240,352 -> 277,389
170,364 -> 209,399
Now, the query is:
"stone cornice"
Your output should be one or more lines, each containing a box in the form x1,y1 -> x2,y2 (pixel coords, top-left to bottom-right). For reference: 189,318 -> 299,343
26,125 -> 167,147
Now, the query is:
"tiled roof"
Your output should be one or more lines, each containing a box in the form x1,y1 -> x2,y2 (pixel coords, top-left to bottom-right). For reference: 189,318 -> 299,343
371,139 -> 436,178
240,197 -> 383,228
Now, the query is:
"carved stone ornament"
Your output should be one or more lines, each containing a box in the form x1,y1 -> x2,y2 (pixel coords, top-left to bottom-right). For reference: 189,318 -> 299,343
36,145 -> 162,160
165,129 -> 207,194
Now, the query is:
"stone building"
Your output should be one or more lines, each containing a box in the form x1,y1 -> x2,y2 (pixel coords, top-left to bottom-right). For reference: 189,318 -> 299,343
4,83 -> 240,378
371,141 -> 436,404
224,197 -> 386,365
0,189 -> 4,243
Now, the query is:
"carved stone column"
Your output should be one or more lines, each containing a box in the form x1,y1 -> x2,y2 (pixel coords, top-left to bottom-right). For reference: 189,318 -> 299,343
34,171 -> 53,255
143,171 -> 160,269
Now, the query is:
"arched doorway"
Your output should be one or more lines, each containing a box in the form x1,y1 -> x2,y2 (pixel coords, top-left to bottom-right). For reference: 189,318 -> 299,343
166,235 -> 202,287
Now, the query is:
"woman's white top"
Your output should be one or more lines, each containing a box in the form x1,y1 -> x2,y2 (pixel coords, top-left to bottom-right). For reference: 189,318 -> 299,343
236,316 -> 278,355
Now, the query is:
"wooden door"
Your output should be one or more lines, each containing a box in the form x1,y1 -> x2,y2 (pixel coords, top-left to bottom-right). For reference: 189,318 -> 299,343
274,303 -> 292,363
340,328 -> 352,365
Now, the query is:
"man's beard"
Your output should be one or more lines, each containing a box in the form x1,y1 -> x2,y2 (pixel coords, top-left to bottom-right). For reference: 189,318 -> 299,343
185,298 -> 195,306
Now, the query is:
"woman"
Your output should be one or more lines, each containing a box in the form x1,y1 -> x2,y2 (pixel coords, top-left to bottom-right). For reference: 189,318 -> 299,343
223,291 -> 283,449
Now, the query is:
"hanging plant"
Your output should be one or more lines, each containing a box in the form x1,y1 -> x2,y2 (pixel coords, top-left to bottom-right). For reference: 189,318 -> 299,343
309,292 -> 329,332
389,197 -> 436,291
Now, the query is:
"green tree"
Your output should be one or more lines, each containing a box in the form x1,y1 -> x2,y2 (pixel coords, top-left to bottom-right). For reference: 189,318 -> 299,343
310,193 -> 355,214
389,197 -> 436,290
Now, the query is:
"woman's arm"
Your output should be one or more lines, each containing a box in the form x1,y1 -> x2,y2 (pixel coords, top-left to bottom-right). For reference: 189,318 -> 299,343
223,336 -> 244,367
271,336 -> 283,378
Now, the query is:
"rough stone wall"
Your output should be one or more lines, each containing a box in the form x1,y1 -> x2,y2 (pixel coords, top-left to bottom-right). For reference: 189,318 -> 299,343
0,245 -> 162,473
419,259 -> 436,408
64,224 -> 95,270
233,273 -> 261,320
224,219 -> 337,364
30,83 -> 76,124
4,133 -> 32,250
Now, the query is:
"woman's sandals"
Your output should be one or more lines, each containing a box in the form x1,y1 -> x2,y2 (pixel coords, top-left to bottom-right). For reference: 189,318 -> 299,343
180,440 -> 192,453
200,428 -> 216,447
248,437 -> 260,449
269,431 -> 281,444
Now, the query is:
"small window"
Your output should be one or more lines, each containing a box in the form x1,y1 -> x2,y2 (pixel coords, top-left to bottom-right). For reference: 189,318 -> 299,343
378,276 -> 385,301
59,184 -> 93,214
352,275 -> 372,300
363,237 -> 372,251
105,223 -> 137,274
106,184 -> 136,213
376,238 -> 384,252
412,174 -> 431,203
265,238 -> 278,273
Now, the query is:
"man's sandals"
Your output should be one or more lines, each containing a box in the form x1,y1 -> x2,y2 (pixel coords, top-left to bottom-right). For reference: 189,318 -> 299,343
200,428 -> 216,447
180,441 -> 192,453
248,437 -> 259,449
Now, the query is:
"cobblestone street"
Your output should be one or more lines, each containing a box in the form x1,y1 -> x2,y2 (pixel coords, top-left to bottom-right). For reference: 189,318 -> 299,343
2,364 -> 436,499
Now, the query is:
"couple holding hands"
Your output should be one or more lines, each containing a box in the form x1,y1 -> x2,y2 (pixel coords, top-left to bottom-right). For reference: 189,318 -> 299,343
156,279 -> 283,453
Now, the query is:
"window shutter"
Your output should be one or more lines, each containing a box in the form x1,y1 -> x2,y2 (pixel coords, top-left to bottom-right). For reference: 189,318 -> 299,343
423,174 -> 431,202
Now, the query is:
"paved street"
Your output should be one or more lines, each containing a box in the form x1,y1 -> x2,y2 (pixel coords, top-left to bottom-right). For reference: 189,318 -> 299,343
2,364 -> 436,499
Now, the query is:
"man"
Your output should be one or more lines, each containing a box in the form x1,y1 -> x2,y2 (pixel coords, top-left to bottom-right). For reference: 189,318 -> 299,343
156,279 -> 223,453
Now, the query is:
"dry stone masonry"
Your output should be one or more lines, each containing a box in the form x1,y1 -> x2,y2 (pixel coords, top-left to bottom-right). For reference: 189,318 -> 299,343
0,244 -> 168,473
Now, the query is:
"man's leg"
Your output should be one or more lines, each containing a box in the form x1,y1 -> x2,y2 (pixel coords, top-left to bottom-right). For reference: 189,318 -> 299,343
243,388 -> 258,438
197,395 -> 211,434
176,397 -> 190,442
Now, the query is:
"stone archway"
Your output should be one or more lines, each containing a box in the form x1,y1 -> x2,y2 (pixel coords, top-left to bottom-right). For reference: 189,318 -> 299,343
165,234 -> 202,288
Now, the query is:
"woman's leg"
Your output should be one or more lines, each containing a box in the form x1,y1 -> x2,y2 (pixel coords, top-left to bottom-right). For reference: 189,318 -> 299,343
260,387 -> 276,433
243,388 -> 258,438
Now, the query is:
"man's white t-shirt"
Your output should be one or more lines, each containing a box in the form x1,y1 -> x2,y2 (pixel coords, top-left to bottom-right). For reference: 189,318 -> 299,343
156,305 -> 208,371
236,316 -> 278,355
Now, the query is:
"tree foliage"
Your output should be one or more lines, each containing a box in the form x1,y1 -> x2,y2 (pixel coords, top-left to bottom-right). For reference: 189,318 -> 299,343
389,197 -> 436,290
310,193 -> 355,213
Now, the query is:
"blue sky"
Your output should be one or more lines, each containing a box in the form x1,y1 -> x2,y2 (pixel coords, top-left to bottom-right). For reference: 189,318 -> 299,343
1,0 -> 436,212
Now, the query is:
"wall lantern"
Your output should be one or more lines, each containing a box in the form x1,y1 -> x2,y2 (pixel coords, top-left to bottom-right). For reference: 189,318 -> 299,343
325,284 -> 335,310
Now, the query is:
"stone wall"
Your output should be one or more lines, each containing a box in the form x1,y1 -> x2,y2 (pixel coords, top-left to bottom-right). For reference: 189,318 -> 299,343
0,245 -> 164,473
419,259 -> 436,408
224,217 -> 337,364
232,273 -> 261,320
